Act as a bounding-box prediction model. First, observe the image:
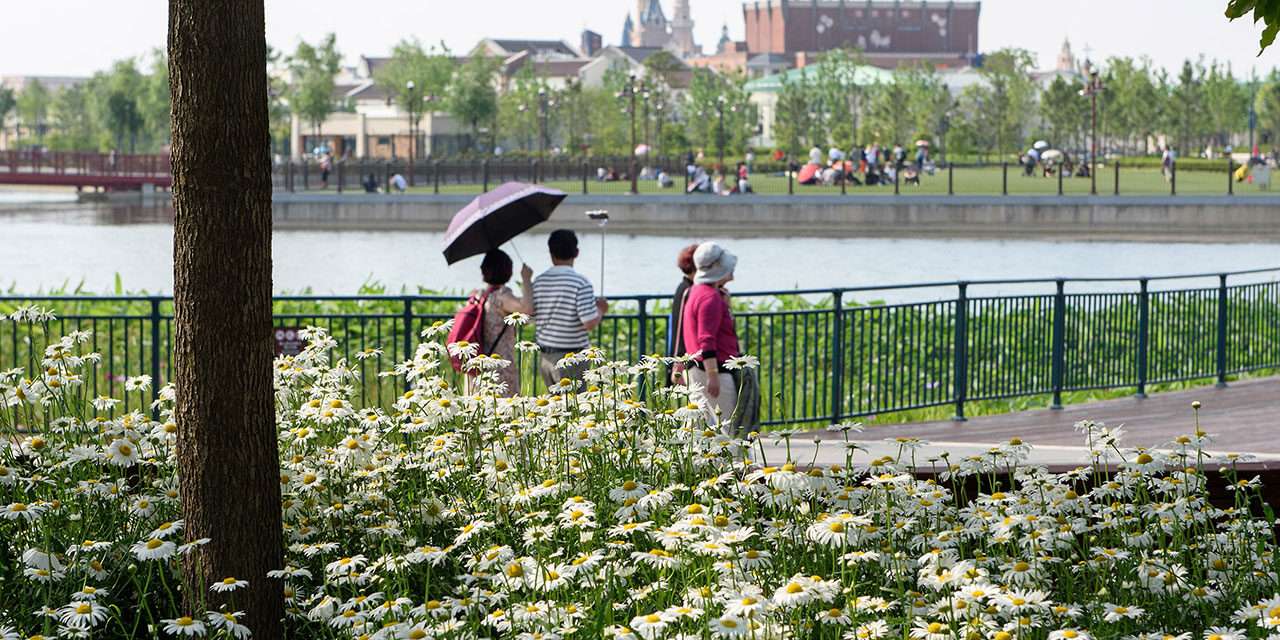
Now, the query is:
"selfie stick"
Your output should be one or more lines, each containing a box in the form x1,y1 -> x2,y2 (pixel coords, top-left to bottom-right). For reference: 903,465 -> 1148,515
586,210 -> 609,297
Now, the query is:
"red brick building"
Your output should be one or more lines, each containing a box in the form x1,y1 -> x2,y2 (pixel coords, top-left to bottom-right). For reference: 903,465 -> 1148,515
742,0 -> 980,69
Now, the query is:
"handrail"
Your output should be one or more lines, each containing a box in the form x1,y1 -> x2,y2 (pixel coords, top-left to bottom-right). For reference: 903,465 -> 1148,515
3,265 -> 1276,302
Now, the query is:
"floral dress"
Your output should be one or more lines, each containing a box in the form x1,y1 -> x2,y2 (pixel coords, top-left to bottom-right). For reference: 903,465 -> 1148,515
482,286 -> 520,396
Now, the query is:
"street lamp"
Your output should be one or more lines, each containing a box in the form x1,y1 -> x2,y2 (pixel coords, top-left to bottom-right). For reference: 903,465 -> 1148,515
405,80 -> 417,186
653,94 -> 667,157
715,95 -> 728,167
616,74 -> 641,193
1079,60 -> 1104,195
422,93 -> 437,159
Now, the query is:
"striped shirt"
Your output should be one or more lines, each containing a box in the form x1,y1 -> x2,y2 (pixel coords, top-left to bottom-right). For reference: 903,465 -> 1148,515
532,265 -> 598,350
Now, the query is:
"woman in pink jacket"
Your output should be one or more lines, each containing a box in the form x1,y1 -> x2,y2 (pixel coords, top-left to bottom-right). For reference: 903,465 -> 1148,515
676,242 -> 741,430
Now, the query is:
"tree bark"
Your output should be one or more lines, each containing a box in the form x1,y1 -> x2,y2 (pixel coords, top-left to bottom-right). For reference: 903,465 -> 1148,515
169,1 -> 283,637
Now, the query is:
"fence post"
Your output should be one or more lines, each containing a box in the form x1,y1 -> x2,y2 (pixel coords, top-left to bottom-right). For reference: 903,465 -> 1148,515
841,172 -> 847,195
952,282 -> 968,421
1057,162 -> 1063,196
149,297 -> 162,416
336,160 -> 344,194
302,160 -> 309,191
630,158 -> 639,195
1228,158 -> 1234,196
286,161 -> 294,193
384,161 -> 391,193
830,290 -> 845,424
482,159 -> 490,193
402,297 -> 414,392
1216,273 -> 1228,388
1001,162 -> 1008,195
1114,161 -> 1120,196
947,163 -> 954,195
893,164 -> 900,195
1170,163 -> 1177,196
788,163 -> 794,195
433,161 -> 441,194
582,161 -> 589,195
1136,278 -> 1149,398
636,297 -> 650,399
1050,279 -> 1066,410
531,159 -> 539,184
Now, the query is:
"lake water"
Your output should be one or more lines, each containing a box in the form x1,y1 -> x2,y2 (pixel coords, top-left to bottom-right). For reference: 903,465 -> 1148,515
2,191 -> 1278,302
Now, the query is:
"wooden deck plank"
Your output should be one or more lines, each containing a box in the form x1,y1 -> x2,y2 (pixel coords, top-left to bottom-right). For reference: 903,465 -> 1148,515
848,376 -> 1280,453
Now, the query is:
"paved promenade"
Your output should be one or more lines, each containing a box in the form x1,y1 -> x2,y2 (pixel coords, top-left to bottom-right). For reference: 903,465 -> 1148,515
759,375 -> 1280,467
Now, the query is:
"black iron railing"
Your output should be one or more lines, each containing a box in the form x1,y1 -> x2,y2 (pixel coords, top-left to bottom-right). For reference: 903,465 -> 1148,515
271,155 -> 1271,198
3,267 -> 1279,426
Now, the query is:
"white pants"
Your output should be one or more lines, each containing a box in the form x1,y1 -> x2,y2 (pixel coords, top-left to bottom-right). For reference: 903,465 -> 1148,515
688,368 -> 738,432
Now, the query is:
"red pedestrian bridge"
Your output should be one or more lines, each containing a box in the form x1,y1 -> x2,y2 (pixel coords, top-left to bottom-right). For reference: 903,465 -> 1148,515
0,150 -> 172,190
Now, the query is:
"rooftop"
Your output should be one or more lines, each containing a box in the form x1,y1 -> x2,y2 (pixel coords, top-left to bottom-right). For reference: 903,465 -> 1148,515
743,64 -> 895,92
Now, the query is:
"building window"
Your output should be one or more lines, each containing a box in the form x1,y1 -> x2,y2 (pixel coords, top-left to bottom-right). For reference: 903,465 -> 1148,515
378,137 -> 390,145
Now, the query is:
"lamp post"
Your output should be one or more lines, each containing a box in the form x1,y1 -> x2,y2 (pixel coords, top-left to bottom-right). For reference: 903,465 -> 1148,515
616,74 -> 640,194
1079,60 -> 1104,195
405,80 -> 417,186
422,93 -> 437,159
715,94 -> 728,168
1249,68 -> 1259,160
653,95 -> 666,157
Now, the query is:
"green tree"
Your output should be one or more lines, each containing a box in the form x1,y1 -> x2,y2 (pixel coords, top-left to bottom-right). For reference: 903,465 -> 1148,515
497,64 -> 547,152
771,73 -> 816,157
1039,75 -> 1088,153
1226,0 -> 1280,53
287,33 -> 342,147
861,80 -> 912,147
1164,60 -> 1205,154
1098,57 -> 1161,154
898,64 -> 951,144
1255,79 -> 1280,150
375,38 -> 455,145
956,49 -> 1037,158
0,87 -> 14,142
684,68 -> 755,166
106,91 -> 144,152
48,85 -> 96,151
266,45 -> 292,156
16,79 -> 51,142
446,54 -> 500,150
811,48 -> 866,147
1201,61 -> 1248,150
140,50 -> 171,149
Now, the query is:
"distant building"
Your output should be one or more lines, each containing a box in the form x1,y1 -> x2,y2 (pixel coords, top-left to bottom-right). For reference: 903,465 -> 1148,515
621,0 -> 701,58
580,29 -> 603,57
742,0 -> 981,70
473,38 -> 580,61
578,46 -> 693,90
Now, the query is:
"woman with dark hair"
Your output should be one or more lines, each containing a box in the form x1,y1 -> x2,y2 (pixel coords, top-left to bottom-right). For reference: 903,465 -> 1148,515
475,249 -> 533,395
669,243 -> 699,384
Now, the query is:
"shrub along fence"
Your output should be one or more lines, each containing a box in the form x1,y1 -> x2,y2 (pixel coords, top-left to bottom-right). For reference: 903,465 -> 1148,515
3,267 -> 1278,426
272,155 -> 1268,197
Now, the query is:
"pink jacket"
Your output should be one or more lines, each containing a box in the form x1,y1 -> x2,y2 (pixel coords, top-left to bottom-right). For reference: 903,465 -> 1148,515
680,283 -> 740,363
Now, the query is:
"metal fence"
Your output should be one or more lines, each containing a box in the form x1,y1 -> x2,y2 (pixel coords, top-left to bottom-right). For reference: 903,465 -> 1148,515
3,267 -> 1279,426
271,155 -> 1268,198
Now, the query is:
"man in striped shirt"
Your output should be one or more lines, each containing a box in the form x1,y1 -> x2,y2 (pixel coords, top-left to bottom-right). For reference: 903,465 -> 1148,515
532,229 -> 608,386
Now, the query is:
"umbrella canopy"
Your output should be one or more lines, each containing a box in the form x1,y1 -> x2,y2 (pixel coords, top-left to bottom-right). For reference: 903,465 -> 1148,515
1041,149 -> 1064,162
915,140 -> 930,147
797,163 -> 821,184
442,182 -> 566,265
1033,140 -> 1049,150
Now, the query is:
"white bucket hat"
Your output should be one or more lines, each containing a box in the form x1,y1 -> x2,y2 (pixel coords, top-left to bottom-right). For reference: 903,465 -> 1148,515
693,242 -> 737,284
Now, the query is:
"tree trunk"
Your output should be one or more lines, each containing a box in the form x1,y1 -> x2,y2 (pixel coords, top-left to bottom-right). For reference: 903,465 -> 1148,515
168,1 -> 283,637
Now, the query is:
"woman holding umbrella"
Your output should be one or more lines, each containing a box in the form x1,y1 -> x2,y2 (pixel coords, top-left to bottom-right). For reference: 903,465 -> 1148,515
473,249 -> 533,396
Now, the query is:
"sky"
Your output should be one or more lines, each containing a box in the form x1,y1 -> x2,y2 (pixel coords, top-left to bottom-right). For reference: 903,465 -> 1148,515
3,0 -> 1280,78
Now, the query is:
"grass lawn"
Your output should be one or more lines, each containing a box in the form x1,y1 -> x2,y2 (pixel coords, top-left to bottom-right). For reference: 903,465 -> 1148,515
342,165 -> 1274,197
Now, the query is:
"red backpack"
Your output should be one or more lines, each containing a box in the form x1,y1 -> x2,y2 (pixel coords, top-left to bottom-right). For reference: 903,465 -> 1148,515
445,286 -> 508,372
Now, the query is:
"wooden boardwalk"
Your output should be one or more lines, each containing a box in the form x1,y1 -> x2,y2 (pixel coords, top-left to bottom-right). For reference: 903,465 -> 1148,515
852,375 -> 1280,453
